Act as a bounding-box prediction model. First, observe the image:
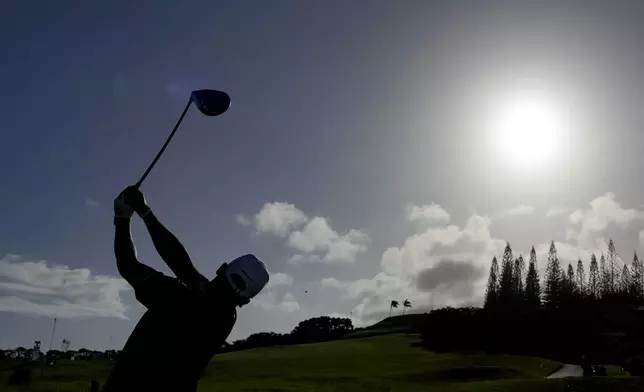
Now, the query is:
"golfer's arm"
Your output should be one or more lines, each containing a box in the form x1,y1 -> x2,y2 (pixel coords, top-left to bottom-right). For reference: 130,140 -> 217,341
114,218 -> 151,286
141,212 -> 207,288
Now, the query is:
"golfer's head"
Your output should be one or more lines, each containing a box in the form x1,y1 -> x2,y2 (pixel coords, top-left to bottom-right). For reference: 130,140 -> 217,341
211,254 -> 269,307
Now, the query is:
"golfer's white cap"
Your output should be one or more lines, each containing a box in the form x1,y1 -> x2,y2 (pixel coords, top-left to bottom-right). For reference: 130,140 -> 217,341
224,254 -> 269,301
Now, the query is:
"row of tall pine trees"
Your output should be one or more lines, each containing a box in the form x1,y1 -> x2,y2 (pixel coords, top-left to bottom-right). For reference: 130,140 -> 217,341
484,239 -> 644,310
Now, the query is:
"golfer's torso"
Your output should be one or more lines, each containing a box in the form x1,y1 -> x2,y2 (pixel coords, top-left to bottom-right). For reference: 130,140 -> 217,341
104,304 -> 236,391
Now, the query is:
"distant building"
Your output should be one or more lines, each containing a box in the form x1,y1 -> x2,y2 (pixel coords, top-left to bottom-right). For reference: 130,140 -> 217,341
32,341 -> 42,361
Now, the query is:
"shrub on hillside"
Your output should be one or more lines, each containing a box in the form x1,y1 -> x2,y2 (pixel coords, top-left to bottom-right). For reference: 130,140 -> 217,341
225,316 -> 354,352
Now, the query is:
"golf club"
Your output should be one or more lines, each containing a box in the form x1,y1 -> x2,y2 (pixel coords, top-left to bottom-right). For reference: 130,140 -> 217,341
135,89 -> 231,188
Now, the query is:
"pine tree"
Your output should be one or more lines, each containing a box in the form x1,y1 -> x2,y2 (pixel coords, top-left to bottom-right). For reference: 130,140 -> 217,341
544,241 -> 563,308
525,246 -> 541,309
607,239 -> 620,294
567,264 -> 575,284
513,255 -> 525,299
621,264 -> 631,300
631,252 -> 643,303
576,259 -> 586,299
588,253 -> 600,299
484,257 -> 500,309
561,263 -> 576,306
499,243 -> 515,307
600,254 -> 610,298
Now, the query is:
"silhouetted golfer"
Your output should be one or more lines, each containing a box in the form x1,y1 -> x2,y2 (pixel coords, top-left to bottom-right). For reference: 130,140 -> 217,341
103,186 -> 269,391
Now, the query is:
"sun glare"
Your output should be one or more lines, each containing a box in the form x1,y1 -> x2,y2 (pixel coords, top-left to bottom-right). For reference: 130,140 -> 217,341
490,92 -> 565,169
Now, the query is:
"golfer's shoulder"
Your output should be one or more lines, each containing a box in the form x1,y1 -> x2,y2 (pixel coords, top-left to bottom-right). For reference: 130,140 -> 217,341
209,306 -> 237,337
203,300 -> 237,325
222,304 -> 238,326
148,272 -> 195,301
147,270 -> 186,290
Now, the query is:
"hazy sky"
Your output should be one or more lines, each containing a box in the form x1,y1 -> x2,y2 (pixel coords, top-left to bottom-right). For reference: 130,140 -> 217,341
3,0 -> 644,350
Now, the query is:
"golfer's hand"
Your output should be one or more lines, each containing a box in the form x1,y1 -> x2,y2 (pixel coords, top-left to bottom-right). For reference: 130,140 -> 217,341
114,190 -> 134,219
123,186 -> 151,217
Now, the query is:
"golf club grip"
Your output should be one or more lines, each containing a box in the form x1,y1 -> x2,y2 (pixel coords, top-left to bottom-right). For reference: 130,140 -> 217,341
135,99 -> 193,189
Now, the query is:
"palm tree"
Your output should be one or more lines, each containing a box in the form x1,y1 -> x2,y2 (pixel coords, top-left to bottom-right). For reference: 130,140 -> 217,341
403,299 -> 412,315
389,300 -> 399,317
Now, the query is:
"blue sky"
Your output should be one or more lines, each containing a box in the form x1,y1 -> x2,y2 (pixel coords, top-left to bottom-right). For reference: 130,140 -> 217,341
4,1 -> 644,351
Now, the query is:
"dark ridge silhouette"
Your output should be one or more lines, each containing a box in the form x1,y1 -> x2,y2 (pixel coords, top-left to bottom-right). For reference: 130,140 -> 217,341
221,316 -> 354,353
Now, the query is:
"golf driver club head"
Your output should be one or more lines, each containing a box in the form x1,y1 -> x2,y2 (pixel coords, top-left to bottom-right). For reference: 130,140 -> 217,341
191,89 -> 231,116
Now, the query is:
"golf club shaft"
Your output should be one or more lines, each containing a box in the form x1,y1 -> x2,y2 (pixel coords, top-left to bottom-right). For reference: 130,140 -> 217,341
135,99 -> 193,189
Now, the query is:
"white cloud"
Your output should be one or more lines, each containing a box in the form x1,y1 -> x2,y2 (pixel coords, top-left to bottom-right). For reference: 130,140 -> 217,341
546,206 -> 567,218
570,210 -> 583,225
505,205 -> 535,217
345,273 -> 409,300
405,203 -> 450,225
252,272 -> 298,312
84,199 -> 100,208
254,202 -> 307,237
236,214 -> 251,226
0,255 -> 130,319
245,202 -> 370,264
252,290 -> 300,313
321,277 -> 346,290
566,228 -> 578,242
288,218 -> 370,264
289,254 -> 321,264
381,214 -> 504,279
568,192 -> 644,248
281,292 -> 300,312
266,272 -> 293,288
0,282 -> 55,295
326,312 -> 350,319
324,229 -> 370,263
288,217 -> 336,253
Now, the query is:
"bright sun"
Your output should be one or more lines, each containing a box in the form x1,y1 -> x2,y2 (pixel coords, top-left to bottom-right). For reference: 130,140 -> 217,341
491,92 -> 565,168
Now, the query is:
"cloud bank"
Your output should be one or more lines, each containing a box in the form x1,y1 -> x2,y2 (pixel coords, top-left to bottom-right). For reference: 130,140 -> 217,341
0,255 -> 130,319
322,192 -> 644,325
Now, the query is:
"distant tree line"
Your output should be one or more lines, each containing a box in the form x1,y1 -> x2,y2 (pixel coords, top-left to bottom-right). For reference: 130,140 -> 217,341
1,316 -> 353,362
0,347 -> 119,362
421,239 -> 644,366
485,239 -> 644,310
222,316 -> 353,352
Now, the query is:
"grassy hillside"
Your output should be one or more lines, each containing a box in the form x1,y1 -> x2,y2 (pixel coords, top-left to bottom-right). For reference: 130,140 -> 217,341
344,314 -> 425,339
1,334 -> 568,392
200,333 -> 561,392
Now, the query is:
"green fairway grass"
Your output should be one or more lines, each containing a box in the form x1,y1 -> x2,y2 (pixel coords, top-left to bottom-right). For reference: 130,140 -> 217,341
1,334 -> 639,391
199,334 -> 560,391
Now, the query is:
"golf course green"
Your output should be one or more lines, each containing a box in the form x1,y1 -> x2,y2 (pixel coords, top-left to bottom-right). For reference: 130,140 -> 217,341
0,334 -> 640,391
